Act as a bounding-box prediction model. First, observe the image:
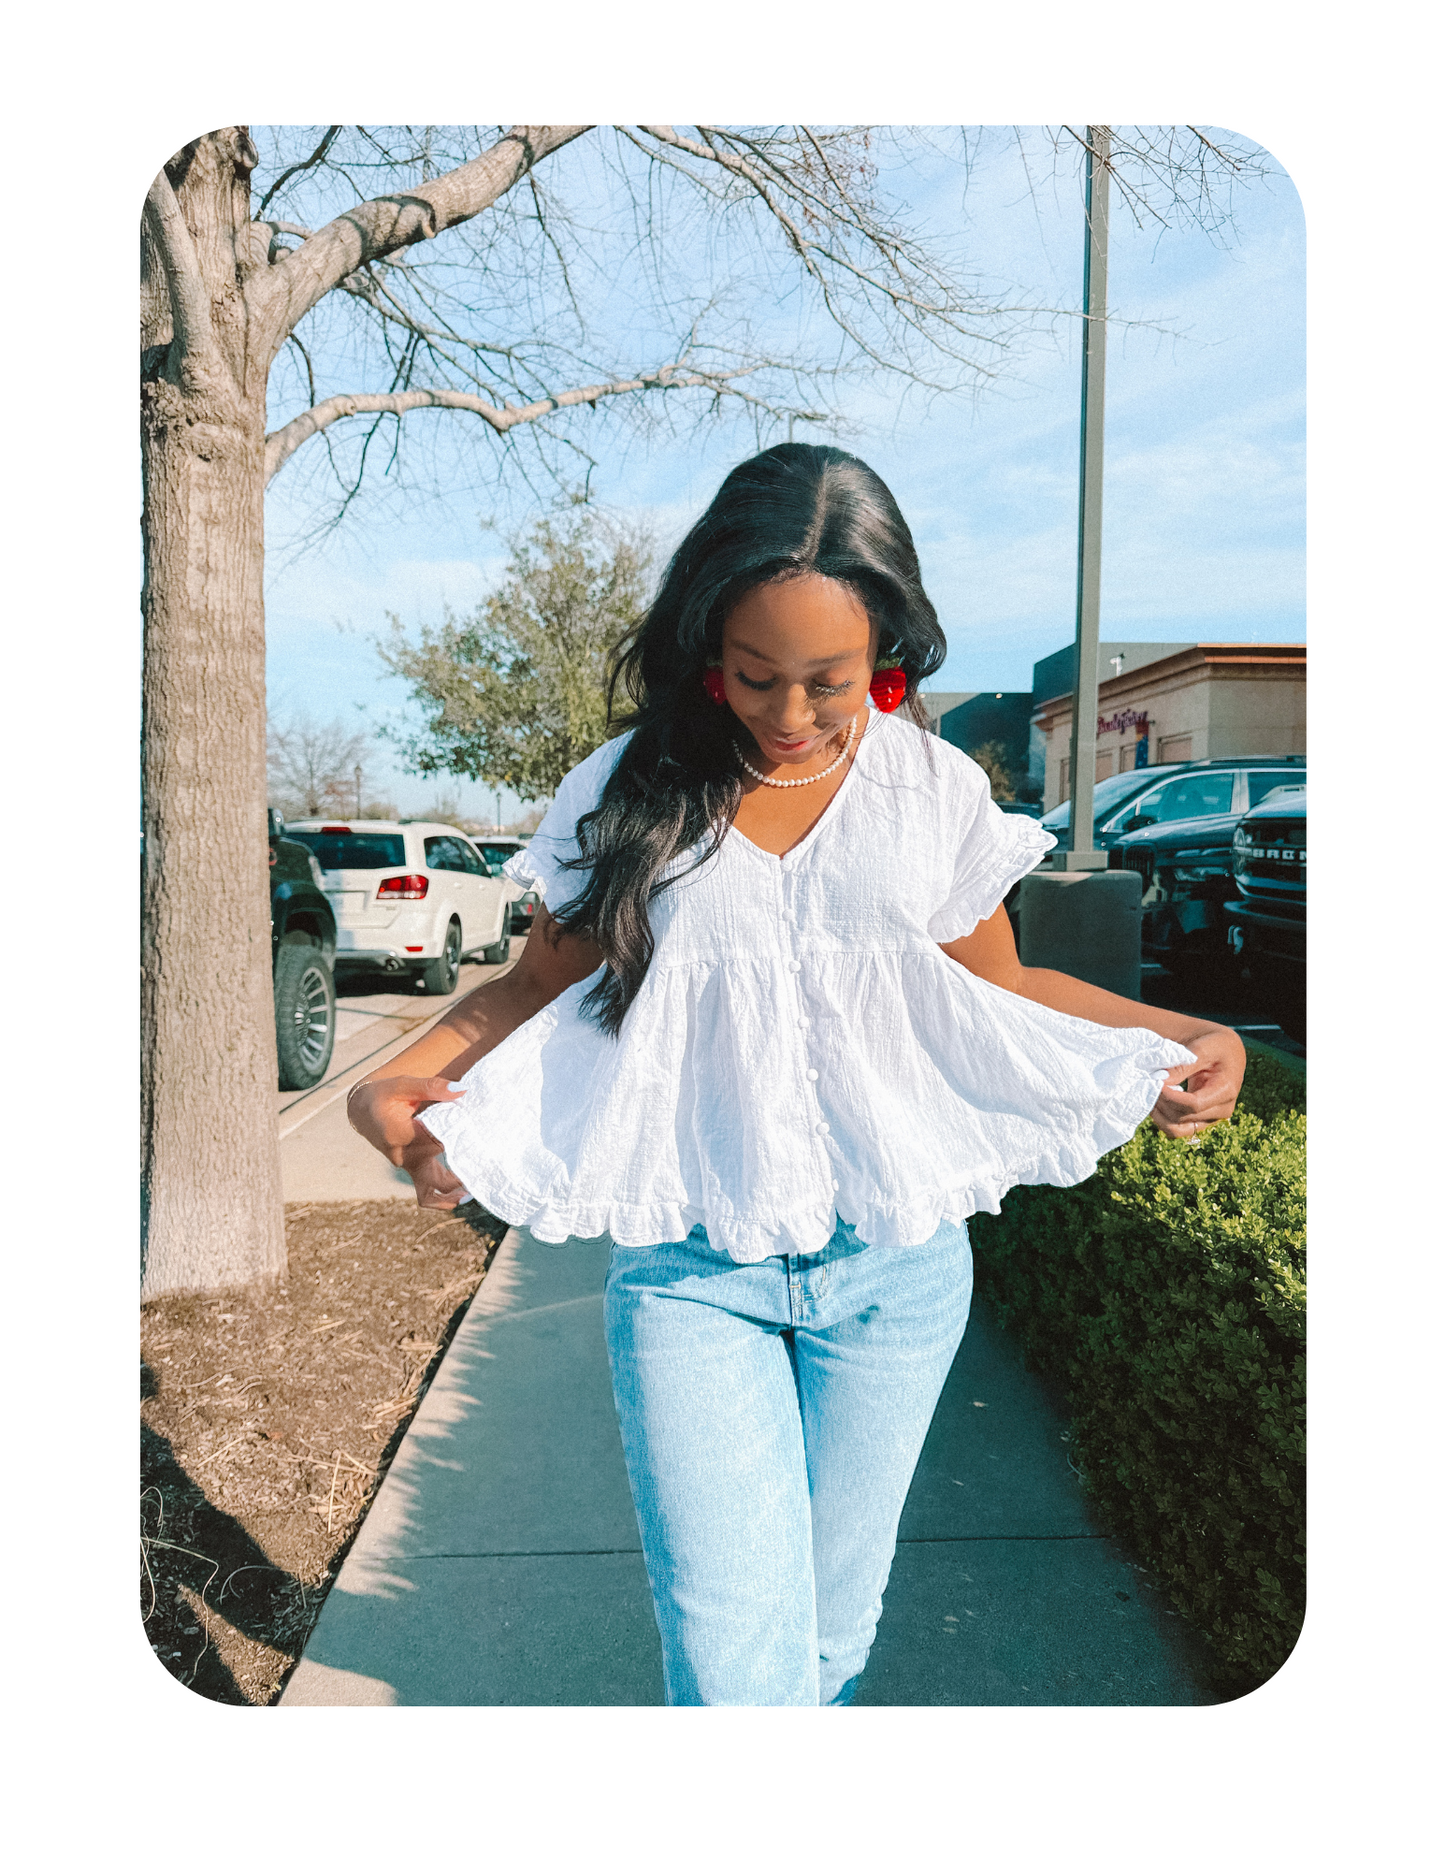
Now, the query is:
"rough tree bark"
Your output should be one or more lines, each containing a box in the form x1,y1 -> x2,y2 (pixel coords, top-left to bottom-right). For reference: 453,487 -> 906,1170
141,125 -> 587,1298
141,130 -> 283,1298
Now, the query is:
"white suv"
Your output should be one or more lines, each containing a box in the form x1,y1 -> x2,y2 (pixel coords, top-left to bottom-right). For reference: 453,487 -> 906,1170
284,820 -> 518,994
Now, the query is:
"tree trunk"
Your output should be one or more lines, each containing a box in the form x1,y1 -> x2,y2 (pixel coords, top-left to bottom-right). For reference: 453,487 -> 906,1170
141,132 -> 285,1298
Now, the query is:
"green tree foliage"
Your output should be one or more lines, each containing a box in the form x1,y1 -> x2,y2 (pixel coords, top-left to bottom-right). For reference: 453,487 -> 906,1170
970,1049 -> 1305,1696
379,507 -> 652,802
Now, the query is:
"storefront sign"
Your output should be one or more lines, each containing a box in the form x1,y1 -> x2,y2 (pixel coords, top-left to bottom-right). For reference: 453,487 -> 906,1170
1098,707 -> 1149,736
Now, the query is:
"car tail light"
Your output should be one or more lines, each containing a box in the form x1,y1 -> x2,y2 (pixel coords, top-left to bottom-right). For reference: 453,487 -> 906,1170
377,874 -> 429,901
321,824 -> 351,834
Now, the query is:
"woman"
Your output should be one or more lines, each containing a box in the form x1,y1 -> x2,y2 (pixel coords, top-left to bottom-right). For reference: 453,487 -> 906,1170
347,444 -> 1245,1707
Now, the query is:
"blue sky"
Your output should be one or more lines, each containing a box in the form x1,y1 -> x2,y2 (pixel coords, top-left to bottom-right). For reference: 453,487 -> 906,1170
261,129 -> 1304,821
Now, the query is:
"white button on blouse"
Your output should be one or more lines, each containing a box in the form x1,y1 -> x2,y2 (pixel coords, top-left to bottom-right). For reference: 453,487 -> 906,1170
424,712 -> 1194,1264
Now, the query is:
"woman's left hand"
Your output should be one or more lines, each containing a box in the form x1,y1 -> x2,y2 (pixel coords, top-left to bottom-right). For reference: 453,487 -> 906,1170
1150,1026 -> 1247,1138
940,906 -> 1249,1142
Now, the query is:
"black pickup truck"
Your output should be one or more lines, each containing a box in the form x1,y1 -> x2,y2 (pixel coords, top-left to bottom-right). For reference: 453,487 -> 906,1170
1226,787 -> 1306,1041
269,806 -> 338,1090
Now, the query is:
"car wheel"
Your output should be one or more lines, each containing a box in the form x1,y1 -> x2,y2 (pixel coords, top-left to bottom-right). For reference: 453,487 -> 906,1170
274,944 -> 336,1090
482,931 -> 511,965
420,919 -> 462,995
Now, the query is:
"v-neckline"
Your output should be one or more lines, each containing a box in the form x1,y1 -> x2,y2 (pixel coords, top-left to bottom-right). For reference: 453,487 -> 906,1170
728,710 -> 876,868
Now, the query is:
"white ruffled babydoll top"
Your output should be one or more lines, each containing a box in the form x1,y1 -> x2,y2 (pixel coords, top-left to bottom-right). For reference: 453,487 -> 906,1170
421,709 -> 1193,1263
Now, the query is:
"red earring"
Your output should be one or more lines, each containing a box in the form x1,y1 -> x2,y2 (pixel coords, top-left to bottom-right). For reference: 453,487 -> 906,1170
869,664 -> 907,713
703,667 -> 727,705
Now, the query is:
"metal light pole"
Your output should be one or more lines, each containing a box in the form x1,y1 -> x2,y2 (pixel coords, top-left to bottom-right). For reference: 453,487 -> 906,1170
1062,123 -> 1111,871
354,764 -> 362,819
1018,124 -> 1141,996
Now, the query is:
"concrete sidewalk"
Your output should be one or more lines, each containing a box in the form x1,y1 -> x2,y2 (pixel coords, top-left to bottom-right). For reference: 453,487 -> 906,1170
280,1228 -> 1216,1707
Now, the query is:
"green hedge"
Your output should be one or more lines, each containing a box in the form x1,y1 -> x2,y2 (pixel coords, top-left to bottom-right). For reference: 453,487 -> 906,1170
970,1047 -> 1305,1696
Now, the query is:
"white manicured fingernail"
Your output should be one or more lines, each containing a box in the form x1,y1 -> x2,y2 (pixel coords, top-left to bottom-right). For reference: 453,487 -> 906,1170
447,1081 -> 467,1092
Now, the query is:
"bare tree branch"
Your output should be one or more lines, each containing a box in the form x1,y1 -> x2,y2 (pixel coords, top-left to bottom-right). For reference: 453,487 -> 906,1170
629,125 -> 1016,385
286,332 -> 317,408
250,123 -> 1268,541
1049,124 -> 1272,238
1184,126 -> 1245,172
249,124 -> 591,362
264,361 -> 760,483
143,171 -> 224,377
260,219 -> 317,261
255,125 -> 343,217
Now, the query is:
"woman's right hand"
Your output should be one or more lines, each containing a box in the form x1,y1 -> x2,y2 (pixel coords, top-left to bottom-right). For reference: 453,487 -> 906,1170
348,1075 -> 471,1209
338,914 -> 601,1207
346,1075 -> 463,1165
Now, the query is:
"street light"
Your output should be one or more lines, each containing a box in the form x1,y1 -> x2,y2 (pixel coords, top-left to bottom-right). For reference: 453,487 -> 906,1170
1016,125 -> 1143,1000
354,764 -> 362,819
1062,122 -> 1111,873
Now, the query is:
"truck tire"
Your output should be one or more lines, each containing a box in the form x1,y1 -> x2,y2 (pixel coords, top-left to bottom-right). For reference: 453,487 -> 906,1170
420,919 -> 462,995
482,932 -> 511,965
274,943 -> 336,1090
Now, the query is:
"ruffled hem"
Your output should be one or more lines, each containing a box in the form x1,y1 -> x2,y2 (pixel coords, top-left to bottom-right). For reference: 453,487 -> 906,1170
424,1021 -> 1189,1264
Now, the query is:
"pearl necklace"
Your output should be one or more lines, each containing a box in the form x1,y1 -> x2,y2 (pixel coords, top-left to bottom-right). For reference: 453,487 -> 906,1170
735,714 -> 858,789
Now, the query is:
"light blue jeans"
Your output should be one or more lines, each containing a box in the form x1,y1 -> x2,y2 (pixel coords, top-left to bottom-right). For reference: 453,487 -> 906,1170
603,1214 -> 973,1706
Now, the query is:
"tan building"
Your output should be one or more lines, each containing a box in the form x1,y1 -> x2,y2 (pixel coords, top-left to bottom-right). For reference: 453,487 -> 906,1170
1034,643 -> 1305,812
918,689 -> 975,734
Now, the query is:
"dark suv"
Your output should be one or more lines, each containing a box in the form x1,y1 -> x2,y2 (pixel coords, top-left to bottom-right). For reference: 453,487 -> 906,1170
1039,761 -> 1190,849
1043,754 -> 1306,853
1105,761 -> 1306,976
269,807 -> 338,1090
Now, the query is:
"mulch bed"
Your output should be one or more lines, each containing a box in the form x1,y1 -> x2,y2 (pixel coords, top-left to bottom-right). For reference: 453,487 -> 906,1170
140,1199 -> 507,1705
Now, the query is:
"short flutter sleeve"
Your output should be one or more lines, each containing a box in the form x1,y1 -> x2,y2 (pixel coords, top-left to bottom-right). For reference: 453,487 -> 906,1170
500,734 -> 632,917
925,758 -> 1056,943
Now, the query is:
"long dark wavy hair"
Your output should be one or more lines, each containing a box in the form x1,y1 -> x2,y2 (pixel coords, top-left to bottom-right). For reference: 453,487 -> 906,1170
553,443 -> 947,1034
